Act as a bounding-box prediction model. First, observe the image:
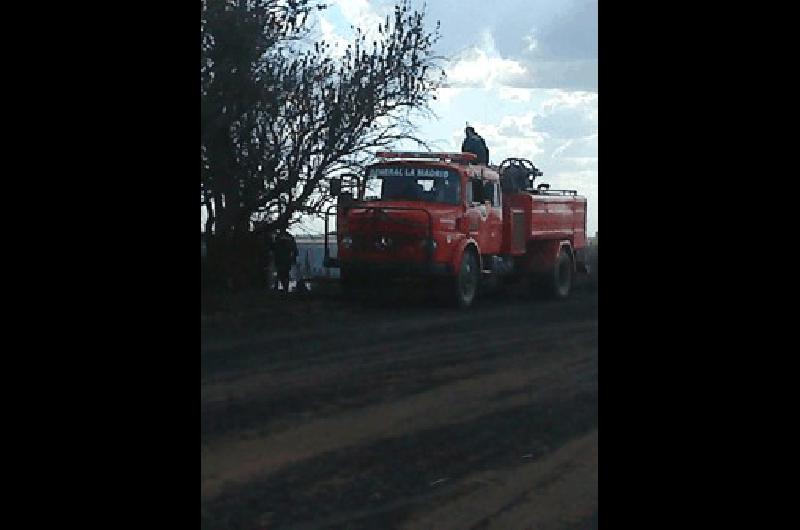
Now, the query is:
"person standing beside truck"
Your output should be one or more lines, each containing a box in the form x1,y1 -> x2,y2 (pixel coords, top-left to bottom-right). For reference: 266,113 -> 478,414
274,229 -> 298,293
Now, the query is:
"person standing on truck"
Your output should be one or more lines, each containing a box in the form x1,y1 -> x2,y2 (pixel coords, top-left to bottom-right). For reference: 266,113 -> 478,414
462,126 -> 489,165
274,229 -> 298,293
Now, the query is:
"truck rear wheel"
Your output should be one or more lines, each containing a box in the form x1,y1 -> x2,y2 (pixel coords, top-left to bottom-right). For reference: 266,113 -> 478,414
455,250 -> 479,308
532,248 -> 573,299
551,248 -> 573,299
588,248 -> 598,291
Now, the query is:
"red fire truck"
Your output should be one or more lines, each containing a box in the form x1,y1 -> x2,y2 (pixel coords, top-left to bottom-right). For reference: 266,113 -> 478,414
324,152 -> 589,308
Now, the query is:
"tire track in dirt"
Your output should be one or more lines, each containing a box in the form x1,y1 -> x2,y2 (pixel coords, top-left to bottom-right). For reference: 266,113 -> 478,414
203,319 -> 596,399
202,292 -> 597,380
201,291 -> 598,529
201,345 -> 597,502
201,375 -> 597,530
398,430 -> 598,530
202,321 -> 597,442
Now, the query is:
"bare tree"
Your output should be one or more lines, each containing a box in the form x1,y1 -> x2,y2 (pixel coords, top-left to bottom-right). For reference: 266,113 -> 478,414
201,0 -> 445,240
202,0 -> 323,237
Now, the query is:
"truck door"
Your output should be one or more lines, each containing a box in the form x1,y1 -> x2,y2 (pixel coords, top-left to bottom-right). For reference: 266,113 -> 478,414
465,178 -> 487,247
464,178 -> 502,255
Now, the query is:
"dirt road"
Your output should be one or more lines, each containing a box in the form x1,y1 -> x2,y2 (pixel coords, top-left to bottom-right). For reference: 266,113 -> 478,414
201,286 -> 598,530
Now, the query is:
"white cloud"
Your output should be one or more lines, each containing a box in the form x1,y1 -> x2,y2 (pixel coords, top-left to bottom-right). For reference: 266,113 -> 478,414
498,87 -> 532,103
318,14 -> 348,53
446,31 -> 528,89
333,0 -> 386,42
540,90 -> 597,113
442,25 -> 597,93
533,90 -> 597,139
552,134 -> 597,159
523,29 -> 539,52
434,86 -> 464,107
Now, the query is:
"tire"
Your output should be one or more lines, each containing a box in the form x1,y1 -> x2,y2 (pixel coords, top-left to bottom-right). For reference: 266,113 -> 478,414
455,250 -> 480,308
588,249 -> 598,291
550,248 -> 573,299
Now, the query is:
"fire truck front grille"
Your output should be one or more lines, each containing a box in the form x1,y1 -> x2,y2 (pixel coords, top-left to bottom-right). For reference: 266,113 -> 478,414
352,234 -> 421,252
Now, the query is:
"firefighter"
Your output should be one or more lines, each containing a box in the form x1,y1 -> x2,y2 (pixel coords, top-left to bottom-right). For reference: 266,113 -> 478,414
274,229 -> 298,293
461,126 -> 489,165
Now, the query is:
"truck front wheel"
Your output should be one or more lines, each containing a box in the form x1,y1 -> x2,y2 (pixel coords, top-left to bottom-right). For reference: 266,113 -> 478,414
455,250 -> 479,308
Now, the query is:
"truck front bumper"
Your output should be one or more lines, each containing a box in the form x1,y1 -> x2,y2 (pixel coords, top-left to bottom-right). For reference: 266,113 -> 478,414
327,258 -> 452,277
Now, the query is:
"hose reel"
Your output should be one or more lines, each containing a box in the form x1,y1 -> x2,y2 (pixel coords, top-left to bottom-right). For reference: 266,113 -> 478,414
498,158 -> 544,193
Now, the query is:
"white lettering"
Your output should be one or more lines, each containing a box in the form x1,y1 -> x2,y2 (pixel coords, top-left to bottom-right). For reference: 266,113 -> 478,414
369,167 -> 453,179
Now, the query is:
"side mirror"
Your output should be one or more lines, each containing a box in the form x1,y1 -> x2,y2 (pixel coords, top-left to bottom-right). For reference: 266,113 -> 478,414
339,173 -> 361,199
330,178 -> 342,197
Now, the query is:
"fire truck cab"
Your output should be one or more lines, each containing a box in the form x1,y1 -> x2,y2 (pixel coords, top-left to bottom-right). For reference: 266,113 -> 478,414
324,151 -> 588,308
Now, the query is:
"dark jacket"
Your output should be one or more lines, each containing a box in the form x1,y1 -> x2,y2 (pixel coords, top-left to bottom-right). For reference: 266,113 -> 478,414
274,233 -> 298,269
462,134 -> 489,164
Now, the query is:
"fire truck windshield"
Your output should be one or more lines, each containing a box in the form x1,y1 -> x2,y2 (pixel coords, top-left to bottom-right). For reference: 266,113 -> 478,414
364,166 -> 461,205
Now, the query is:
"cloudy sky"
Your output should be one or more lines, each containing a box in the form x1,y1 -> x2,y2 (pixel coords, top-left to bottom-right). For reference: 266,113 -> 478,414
297,0 -> 598,236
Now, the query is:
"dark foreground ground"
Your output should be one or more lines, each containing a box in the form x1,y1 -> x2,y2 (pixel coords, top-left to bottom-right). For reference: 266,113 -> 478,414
201,282 -> 598,530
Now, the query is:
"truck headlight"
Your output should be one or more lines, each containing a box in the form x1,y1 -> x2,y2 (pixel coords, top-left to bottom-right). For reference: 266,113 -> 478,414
341,235 -> 353,249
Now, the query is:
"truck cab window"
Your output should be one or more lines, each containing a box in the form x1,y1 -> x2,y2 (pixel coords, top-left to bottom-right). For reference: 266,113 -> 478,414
483,181 -> 495,205
365,168 -> 462,205
470,179 -> 484,204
